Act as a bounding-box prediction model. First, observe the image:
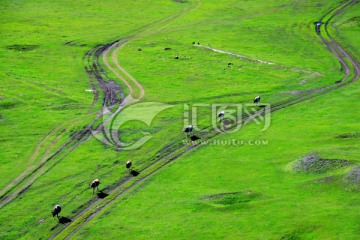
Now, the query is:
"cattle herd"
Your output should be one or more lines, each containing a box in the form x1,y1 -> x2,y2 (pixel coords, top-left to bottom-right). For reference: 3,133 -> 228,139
53,96 -> 261,220
51,161 -> 132,220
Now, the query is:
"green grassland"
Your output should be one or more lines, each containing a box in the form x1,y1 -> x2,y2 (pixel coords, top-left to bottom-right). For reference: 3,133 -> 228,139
73,81 -> 360,240
0,0 -> 359,239
0,0 -> 184,191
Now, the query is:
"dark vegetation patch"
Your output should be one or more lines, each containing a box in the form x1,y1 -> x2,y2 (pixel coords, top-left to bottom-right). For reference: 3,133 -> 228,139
336,16 -> 360,27
71,204 -> 85,214
202,191 -> 262,206
63,40 -> 87,47
292,152 -> 352,173
0,99 -> 21,110
173,0 -> 188,3
281,225 -> 319,240
73,182 -> 84,188
281,231 -> 301,240
6,44 -> 39,52
337,132 -> 360,139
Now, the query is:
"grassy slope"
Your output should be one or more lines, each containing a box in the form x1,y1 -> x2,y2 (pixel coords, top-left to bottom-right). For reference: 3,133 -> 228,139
73,86 -> 360,239
72,1 -> 360,239
332,2 -> 360,62
117,0 -> 344,105
0,0 -> 359,239
0,0 -> 183,189
0,0 -> 185,239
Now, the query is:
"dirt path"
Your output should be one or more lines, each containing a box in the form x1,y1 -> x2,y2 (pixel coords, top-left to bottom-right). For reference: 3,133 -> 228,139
0,125 -> 61,197
195,44 -> 323,76
0,40 -> 122,207
0,120 -> 94,207
0,38 -> 127,206
49,0 -> 359,239
195,44 -> 275,64
112,41 -> 145,102
102,39 -> 136,104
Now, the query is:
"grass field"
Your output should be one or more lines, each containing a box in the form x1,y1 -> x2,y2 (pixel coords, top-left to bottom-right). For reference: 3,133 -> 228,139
0,0 -> 359,239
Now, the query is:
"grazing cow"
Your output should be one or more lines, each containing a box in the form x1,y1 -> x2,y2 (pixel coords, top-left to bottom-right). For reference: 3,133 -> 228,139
90,179 -> 100,194
183,125 -> 193,137
164,47 -> 171,50
52,204 -> 61,218
218,111 -> 225,119
126,160 -> 132,172
315,22 -> 322,34
253,96 -> 261,105
174,55 -> 179,59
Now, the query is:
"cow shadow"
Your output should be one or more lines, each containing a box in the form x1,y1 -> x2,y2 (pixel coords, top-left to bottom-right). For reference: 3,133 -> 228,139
58,216 -> 72,224
130,170 -> 140,176
97,191 -> 109,199
190,135 -> 201,141
223,119 -> 234,126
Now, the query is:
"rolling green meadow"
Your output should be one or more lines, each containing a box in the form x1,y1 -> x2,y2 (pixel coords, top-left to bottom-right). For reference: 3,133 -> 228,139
0,0 -> 359,239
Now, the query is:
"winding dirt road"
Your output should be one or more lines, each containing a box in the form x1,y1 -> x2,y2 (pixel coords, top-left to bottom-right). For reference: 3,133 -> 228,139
49,0 -> 359,239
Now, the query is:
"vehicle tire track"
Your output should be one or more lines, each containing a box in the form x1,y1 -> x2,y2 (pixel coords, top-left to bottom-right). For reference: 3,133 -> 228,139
0,125 -> 61,197
0,34 -> 127,206
0,120 -> 94,206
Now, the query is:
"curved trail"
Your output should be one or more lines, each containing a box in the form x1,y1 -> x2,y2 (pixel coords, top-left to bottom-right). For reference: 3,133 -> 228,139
0,0 -> 204,208
0,125 -> 61,197
92,0 -> 202,146
50,0 -> 359,239
48,0 -> 203,238
0,117 -> 95,207
112,42 -> 145,101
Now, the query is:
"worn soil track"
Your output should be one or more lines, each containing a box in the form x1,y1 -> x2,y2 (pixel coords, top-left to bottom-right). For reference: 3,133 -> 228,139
49,0 -> 359,239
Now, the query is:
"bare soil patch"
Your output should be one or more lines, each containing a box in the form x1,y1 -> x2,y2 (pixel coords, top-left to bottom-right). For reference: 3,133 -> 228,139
292,153 -> 352,173
337,132 -> 360,139
344,166 -> 360,186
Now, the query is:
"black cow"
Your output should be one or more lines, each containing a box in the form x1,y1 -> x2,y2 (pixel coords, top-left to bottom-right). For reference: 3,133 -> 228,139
126,160 -> 132,173
253,96 -> 261,105
183,125 -> 193,137
52,205 -> 61,218
218,111 -> 225,118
